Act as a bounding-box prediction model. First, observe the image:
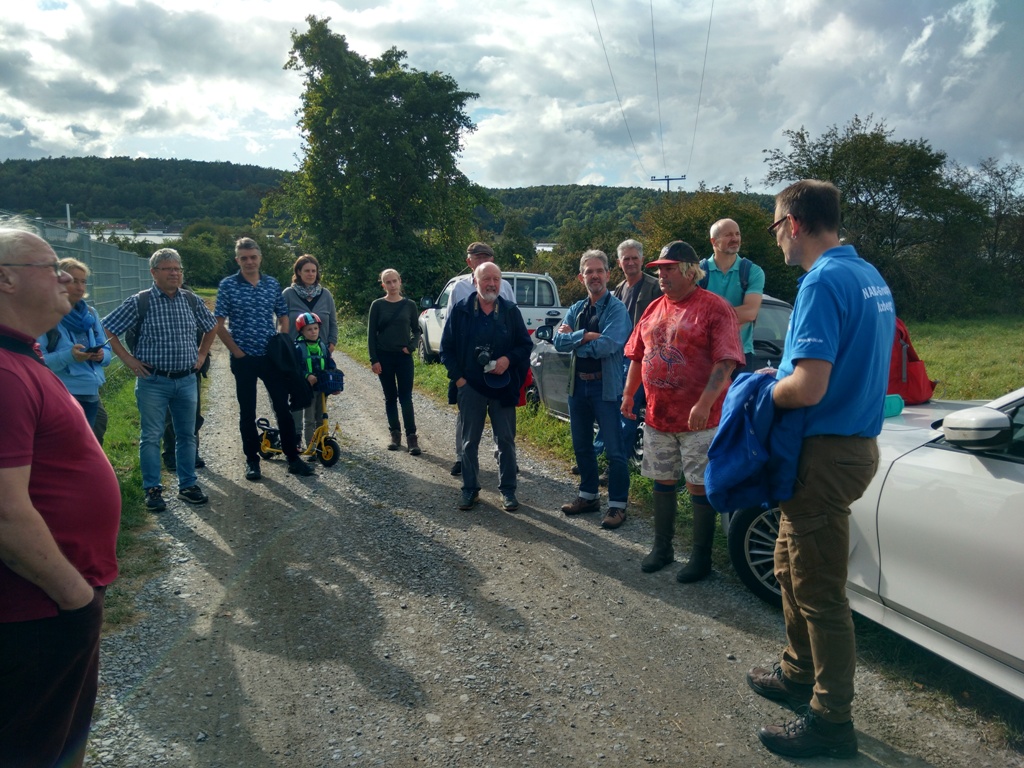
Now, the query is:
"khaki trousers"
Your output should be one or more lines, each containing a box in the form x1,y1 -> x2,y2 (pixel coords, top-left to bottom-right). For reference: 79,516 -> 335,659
776,435 -> 879,723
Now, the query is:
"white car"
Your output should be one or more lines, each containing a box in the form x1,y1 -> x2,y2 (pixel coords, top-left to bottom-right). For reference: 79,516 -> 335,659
724,387 -> 1024,701
418,272 -> 564,363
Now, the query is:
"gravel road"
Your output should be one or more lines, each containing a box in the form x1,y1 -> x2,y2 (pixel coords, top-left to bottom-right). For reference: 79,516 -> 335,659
86,350 -> 1022,767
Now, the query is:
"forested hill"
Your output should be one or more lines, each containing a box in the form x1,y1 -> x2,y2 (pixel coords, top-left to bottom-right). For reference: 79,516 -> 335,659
479,185 -> 665,241
0,156 -> 286,224
0,156 -> 672,238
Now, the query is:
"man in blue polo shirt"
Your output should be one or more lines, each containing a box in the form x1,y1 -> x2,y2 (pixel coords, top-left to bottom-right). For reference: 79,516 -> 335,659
703,218 -> 765,375
104,248 -> 218,511
215,237 -> 314,480
745,180 -> 895,760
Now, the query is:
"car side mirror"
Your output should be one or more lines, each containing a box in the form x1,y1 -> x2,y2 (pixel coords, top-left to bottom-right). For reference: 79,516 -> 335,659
534,325 -> 553,342
942,406 -> 1013,451
420,296 -> 434,309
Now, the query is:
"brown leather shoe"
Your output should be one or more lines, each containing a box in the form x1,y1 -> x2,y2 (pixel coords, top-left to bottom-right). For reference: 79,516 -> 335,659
601,508 -> 626,529
560,496 -> 600,515
758,710 -> 857,759
747,663 -> 814,711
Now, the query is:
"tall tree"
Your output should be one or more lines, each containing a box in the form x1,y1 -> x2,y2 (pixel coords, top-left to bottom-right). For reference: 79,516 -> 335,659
762,115 -> 986,315
264,16 -> 488,310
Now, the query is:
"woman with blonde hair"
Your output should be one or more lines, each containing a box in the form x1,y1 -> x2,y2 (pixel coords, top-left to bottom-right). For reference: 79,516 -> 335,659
37,258 -> 111,433
368,268 -> 422,454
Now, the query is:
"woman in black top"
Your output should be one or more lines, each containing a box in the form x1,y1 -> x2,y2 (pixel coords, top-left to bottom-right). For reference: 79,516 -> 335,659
368,269 -> 422,455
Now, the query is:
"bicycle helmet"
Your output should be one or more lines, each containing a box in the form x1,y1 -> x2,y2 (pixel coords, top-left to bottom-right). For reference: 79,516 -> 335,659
295,312 -> 321,332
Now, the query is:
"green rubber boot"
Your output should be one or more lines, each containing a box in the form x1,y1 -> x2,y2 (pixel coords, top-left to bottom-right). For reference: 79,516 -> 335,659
641,491 -> 677,573
676,503 -> 717,583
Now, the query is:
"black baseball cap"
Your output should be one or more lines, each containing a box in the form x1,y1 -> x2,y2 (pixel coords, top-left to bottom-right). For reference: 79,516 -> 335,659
647,240 -> 699,267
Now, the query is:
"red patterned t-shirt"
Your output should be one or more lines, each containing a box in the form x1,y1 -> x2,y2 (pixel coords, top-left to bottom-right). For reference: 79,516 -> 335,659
624,289 -> 744,433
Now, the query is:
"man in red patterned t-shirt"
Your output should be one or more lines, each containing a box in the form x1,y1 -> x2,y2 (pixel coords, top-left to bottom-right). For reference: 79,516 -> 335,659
622,240 -> 744,583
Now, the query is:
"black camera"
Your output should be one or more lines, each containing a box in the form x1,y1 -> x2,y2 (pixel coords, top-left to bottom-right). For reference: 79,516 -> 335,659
475,344 -> 492,367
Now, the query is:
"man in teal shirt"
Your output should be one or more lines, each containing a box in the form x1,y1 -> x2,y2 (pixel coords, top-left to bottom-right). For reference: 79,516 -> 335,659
704,218 -> 765,374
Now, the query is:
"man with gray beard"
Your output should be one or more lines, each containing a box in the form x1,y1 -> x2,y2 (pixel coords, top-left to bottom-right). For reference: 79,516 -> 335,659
440,262 -> 532,512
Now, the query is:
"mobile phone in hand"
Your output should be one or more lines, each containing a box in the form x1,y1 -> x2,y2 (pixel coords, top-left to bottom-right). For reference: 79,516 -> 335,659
84,341 -> 110,353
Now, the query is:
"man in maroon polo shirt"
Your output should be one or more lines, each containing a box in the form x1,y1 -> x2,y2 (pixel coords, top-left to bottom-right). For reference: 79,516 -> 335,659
0,219 -> 121,767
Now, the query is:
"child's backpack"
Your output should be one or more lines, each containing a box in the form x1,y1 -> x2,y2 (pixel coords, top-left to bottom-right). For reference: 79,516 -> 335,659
887,318 -> 936,405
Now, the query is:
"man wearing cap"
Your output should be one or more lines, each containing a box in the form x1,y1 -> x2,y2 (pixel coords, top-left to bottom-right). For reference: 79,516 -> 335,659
554,250 -> 632,529
0,219 -> 121,765
746,180 -> 894,760
444,242 -> 516,476
440,262 -> 532,512
103,248 -> 218,512
704,219 -> 766,375
215,237 -> 315,481
621,240 -> 744,583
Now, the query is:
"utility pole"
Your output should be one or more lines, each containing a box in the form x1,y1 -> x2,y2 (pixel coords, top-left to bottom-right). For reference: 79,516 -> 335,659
651,175 -> 686,191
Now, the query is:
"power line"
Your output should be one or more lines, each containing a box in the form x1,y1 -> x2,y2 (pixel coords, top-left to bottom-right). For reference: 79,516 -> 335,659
686,0 -> 716,178
650,0 -> 667,173
590,0 -> 648,180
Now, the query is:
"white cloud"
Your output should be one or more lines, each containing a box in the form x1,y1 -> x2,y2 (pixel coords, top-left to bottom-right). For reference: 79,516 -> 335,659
1,0 -> 1020,191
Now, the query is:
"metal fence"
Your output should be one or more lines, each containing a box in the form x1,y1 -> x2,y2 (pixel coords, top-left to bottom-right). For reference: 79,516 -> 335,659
2,211 -> 151,318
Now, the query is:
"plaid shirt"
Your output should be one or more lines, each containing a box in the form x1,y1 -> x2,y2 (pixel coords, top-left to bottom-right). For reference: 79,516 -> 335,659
214,272 -> 288,356
103,285 -> 217,371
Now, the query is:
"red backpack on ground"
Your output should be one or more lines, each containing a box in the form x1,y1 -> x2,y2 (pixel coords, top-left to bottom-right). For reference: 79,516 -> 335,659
887,318 -> 936,405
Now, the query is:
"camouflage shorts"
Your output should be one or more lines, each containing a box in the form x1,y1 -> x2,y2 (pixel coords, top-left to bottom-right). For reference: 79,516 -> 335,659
640,425 -> 717,486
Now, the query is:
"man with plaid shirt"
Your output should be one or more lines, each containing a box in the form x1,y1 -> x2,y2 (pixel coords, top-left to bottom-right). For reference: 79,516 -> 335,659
103,248 -> 217,512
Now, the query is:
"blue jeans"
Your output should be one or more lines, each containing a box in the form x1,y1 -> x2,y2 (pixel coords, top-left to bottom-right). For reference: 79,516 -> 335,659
457,384 -> 517,494
594,381 -> 645,462
568,377 -> 629,508
137,373 -> 198,491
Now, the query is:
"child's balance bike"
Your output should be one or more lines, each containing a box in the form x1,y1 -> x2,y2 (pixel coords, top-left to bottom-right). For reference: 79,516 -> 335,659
256,370 -> 344,467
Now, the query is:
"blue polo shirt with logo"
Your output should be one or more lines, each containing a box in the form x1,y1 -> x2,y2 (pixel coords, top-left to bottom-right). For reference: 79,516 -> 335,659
776,245 -> 895,438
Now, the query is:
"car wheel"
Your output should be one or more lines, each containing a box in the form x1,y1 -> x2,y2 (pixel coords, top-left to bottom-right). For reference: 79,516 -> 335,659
417,334 -> 436,364
727,505 -> 782,608
629,418 -> 644,470
525,383 -> 540,412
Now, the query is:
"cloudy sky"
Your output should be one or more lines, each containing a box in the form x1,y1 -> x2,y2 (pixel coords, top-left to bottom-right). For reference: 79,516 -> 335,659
2,0 -> 1021,193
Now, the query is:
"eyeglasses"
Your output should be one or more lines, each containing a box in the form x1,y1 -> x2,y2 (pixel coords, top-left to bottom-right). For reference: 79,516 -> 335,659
154,266 -> 183,273
0,262 -> 65,276
767,215 -> 789,234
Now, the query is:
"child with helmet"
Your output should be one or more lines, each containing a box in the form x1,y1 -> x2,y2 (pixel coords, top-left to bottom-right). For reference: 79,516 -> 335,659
292,312 -> 338,455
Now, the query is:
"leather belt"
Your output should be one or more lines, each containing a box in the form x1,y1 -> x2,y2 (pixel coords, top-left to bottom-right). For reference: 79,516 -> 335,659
147,367 -> 194,380
576,371 -> 602,381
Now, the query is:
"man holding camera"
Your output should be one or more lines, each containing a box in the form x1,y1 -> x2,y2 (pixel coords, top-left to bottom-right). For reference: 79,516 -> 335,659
440,262 -> 532,512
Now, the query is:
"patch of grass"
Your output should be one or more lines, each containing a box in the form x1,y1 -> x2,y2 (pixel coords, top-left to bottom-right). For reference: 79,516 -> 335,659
97,364 -> 166,631
909,317 -> 1024,401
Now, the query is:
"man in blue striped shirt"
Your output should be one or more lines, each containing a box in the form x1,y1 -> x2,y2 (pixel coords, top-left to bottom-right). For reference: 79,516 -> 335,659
104,248 -> 217,512
215,237 -> 314,480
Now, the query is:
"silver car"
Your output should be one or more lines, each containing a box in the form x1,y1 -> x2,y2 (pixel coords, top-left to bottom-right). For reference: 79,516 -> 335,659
725,387 -> 1024,702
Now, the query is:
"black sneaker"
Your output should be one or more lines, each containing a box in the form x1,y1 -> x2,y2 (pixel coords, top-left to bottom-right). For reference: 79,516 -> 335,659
145,486 -> 166,513
501,493 -> 519,512
245,461 -> 261,482
177,485 -> 209,505
746,663 -> 814,711
450,460 -> 462,476
458,490 -> 479,510
194,454 -> 206,469
758,709 -> 857,759
288,458 -> 315,476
